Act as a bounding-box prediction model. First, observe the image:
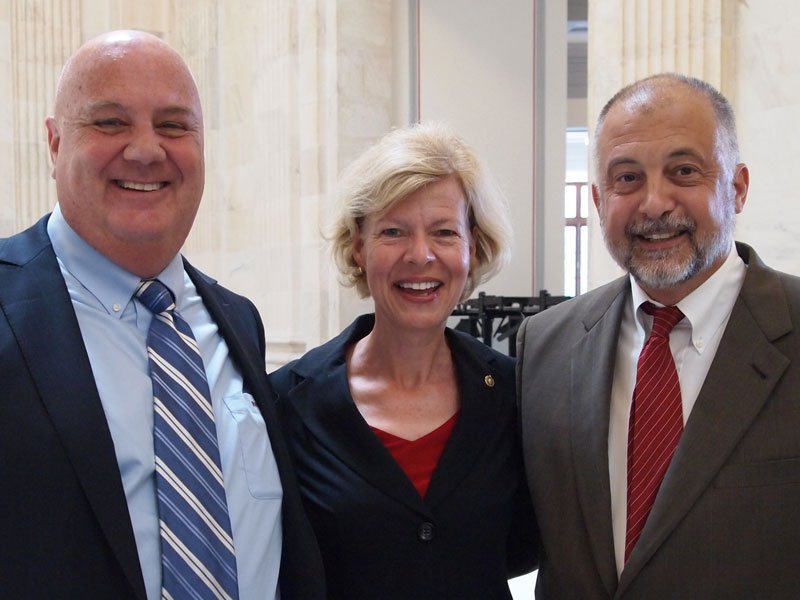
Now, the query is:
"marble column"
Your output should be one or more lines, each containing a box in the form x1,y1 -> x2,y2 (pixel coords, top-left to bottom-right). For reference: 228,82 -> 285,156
3,0 -> 79,234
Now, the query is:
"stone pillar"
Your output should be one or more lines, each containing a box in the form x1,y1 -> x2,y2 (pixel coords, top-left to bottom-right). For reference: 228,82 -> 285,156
2,0 -> 80,235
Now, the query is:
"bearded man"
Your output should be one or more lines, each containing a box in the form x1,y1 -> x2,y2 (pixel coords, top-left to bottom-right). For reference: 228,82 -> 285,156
516,73 -> 800,599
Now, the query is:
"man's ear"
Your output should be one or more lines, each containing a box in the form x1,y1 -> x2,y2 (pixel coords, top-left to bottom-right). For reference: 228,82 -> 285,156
732,163 -> 749,214
45,117 -> 60,179
591,183 -> 601,212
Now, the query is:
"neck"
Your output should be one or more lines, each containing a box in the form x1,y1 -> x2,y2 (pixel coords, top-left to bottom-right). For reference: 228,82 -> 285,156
351,321 -> 452,388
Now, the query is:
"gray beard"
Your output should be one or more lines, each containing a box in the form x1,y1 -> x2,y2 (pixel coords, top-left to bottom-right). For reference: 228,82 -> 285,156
601,210 -> 735,290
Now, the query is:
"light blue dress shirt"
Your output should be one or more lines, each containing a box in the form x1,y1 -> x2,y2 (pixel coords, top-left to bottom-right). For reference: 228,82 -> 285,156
47,205 -> 282,600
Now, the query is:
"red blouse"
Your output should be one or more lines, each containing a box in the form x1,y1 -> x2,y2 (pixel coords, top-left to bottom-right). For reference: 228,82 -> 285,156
371,412 -> 459,498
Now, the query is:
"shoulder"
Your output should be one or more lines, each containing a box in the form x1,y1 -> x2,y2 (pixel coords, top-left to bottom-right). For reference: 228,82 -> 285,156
773,268 -> 800,304
270,357 -> 304,399
515,277 -> 629,366
446,327 -> 515,375
520,276 -> 628,337
0,216 -> 53,268
738,242 -> 800,301
269,314 -> 374,396
182,259 -> 264,335
183,261 -> 254,309
736,242 -> 800,332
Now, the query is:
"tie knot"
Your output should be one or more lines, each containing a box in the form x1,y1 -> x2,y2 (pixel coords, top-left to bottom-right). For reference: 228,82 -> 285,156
642,301 -> 684,338
135,279 -> 176,314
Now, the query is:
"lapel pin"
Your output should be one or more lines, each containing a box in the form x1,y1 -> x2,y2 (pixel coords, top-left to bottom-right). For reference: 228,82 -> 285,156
484,374 -> 495,387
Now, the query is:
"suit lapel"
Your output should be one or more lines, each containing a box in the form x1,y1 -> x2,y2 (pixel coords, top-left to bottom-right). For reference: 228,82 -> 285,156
618,245 -> 791,592
424,330 -> 506,509
0,218 -> 146,599
285,316 -> 430,516
290,361 -> 431,516
288,328 -> 508,516
571,279 -> 629,597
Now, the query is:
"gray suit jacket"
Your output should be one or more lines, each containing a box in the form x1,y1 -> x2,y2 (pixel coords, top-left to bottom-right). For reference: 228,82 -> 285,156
517,242 -> 800,599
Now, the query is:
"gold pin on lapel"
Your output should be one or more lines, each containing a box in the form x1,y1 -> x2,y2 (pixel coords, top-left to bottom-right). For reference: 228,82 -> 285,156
484,374 -> 495,387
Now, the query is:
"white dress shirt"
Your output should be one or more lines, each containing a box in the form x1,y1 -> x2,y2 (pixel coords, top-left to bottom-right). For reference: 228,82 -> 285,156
608,243 -> 746,574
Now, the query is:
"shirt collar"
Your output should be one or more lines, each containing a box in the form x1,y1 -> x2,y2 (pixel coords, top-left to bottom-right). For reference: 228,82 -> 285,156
630,243 -> 746,352
47,203 -> 185,317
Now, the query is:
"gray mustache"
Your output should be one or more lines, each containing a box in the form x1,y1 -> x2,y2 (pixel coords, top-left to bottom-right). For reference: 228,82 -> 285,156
627,216 -> 695,237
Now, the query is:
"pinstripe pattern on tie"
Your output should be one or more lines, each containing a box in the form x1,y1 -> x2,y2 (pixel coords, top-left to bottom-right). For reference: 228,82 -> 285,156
136,279 -> 238,600
625,302 -> 685,563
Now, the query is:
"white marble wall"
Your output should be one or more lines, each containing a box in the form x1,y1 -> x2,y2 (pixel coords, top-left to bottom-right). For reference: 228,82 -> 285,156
4,1 -> 800,370
732,1 -> 800,273
1,0 -> 78,234
176,0 -> 394,366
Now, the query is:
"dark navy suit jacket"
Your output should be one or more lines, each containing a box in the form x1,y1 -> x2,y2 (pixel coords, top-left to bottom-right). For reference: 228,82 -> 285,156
0,215 -> 324,599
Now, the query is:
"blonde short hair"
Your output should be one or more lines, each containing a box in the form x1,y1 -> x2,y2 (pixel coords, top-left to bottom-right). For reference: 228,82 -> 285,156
328,122 -> 512,300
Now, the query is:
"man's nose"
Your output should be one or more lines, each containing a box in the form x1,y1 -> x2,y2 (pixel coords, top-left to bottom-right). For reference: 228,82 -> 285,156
639,177 -> 676,218
123,128 -> 167,165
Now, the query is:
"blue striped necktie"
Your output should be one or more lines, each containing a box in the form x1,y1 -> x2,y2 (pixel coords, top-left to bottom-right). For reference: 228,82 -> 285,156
136,279 -> 239,600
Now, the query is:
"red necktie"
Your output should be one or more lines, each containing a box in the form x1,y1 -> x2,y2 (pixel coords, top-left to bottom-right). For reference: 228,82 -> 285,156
625,302 -> 685,562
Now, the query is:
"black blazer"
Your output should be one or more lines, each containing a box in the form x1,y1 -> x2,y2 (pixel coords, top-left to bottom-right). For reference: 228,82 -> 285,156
0,215 -> 324,599
271,314 -> 537,600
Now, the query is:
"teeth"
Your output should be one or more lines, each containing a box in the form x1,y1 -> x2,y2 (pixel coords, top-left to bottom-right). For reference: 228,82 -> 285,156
646,232 -> 677,240
117,180 -> 165,191
399,281 -> 439,291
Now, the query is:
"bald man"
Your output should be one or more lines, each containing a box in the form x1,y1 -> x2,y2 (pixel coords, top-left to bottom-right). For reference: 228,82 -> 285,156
517,74 -> 800,598
0,31 -> 324,599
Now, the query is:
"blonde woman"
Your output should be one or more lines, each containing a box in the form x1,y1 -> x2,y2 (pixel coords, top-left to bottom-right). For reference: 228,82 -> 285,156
271,122 -> 537,599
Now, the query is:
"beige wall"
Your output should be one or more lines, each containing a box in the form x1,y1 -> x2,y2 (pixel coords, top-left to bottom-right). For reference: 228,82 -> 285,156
417,0 -> 537,297
2,0 -> 799,370
733,1 -> 800,273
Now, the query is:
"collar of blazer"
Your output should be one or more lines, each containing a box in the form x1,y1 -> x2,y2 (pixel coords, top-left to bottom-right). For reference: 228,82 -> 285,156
283,313 -> 513,515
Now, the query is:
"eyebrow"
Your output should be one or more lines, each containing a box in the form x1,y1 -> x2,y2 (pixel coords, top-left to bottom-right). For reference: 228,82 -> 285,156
156,105 -> 199,119
665,148 -> 706,162
78,101 -> 125,117
79,101 -> 198,119
375,215 -> 465,230
605,157 -> 639,173
605,147 -> 706,174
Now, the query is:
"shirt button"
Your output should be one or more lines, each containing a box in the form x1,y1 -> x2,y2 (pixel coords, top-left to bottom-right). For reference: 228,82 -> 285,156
112,303 -> 122,312
418,522 -> 434,542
